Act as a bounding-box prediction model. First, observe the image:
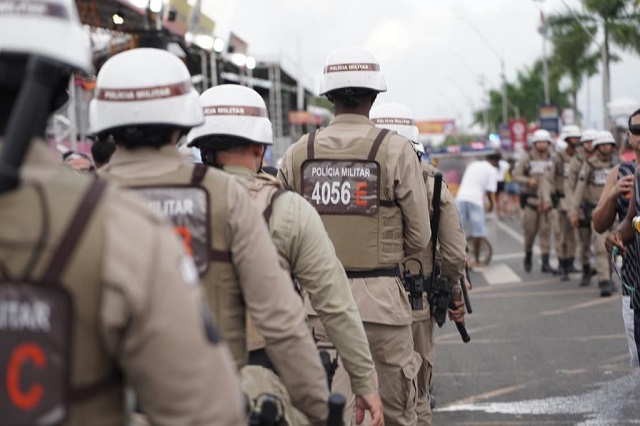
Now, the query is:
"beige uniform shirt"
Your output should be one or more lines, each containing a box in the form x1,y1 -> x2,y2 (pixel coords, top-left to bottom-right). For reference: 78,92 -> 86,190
513,149 -> 553,205
279,114 -> 431,326
226,166 -> 377,395
566,152 -> 586,202
541,149 -> 577,210
571,156 -> 616,215
0,141 -> 245,425
101,146 -> 329,423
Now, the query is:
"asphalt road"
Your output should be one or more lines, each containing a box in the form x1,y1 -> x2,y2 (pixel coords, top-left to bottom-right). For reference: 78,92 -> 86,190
432,213 -> 640,425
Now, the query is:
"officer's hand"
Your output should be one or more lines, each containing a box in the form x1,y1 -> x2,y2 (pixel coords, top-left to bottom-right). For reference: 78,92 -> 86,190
538,202 -> 551,213
528,178 -> 538,188
448,301 -> 465,322
614,175 -> 634,197
605,231 -> 625,255
569,214 -> 579,228
355,393 -> 384,426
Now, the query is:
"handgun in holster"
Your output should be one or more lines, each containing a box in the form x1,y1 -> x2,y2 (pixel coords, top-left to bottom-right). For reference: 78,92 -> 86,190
402,257 -> 425,311
579,202 -> 594,228
426,274 -> 452,327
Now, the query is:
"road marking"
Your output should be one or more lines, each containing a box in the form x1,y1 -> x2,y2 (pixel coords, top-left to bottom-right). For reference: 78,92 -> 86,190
471,289 -> 591,299
470,277 -> 558,293
437,333 -> 627,346
541,295 -> 620,316
491,252 -> 527,261
439,384 -> 527,407
473,263 -> 522,285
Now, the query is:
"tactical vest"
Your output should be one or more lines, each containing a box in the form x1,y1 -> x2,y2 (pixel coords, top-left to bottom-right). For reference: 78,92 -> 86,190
240,173 -> 291,352
290,127 -> 404,273
0,177 -> 123,426
110,164 -> 245,368
581,158 -> 616,205
521,152 -> 552,197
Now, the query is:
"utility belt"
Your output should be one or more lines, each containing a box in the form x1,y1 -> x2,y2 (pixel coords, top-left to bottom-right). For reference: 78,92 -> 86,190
248,348 -> 279,375
519,193 -> 538,210
579,202 -> 596,228
551,190 -> 565,209
346,265 -> 400,279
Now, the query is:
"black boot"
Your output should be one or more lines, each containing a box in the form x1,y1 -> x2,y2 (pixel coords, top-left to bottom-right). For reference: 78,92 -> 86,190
599,280 -> 613,297
541,254 -> 558,274
524,252 -> 532,272
566,257 -> 579,273
580,264 -> 591,287
559,259 -> 570,282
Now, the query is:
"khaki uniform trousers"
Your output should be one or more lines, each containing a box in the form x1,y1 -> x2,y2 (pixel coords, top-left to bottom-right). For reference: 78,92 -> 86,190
578,215 -> 593,265
556,209 -> 577,259
523,204 -> 552,254
592,225 -> 610,282
412,317 -> 434,426
310,317 -> 420,426
241,365 -> 310,426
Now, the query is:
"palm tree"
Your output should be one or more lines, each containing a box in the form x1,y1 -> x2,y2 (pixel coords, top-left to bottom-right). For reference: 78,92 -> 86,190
549,21 -> 601,125
547,0 -> 640,128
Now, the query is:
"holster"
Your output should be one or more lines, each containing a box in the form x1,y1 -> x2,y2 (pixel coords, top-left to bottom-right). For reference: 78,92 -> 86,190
579,202 -> 595,228
520,193 -> 537,210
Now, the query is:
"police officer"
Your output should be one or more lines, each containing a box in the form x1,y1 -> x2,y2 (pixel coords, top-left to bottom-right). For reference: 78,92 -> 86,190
542,125 -> 582,281
92,49 -> 330,423
187,84 -> 384,426
0,2 -> 245,425
371,103 -> 467,426
569,131 -> 619,297
566,129 -> 599,284
279,47 -> 431,426
512,129 -> 557,273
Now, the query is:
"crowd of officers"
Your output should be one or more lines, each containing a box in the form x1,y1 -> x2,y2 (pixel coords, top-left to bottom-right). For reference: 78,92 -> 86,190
512,118 -> 640,367
0,1 -> 471,425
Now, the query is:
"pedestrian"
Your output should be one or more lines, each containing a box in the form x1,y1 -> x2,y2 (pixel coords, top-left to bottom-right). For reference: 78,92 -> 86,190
92,48 -> 330,424
569,131 -> 619,296
504,160 -> 522,219
593,109 -> 640,366
0,2 -> 245,424
455,153 -> 500,266
278,47 -> 431,426
188,84 -> 383,426
512,129 -> 558,273
371,103 -> 467,426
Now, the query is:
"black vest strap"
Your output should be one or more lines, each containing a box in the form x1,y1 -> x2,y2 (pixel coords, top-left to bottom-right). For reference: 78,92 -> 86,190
263,188 -> 287,223
307,130 -> 317,160
367,129 -> 390,161
191,163 -> 209,185
41,179 -> 107,284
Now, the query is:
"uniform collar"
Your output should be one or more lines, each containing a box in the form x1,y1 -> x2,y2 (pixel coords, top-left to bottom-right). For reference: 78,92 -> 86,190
106,144 -> 183,178
329,113 -> 374,126
222,165 -> 256,180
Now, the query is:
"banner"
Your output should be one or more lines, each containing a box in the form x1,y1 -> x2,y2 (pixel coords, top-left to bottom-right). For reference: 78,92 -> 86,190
509,119 -> 528,151
416,119 -> 456,135
538,104 -> 560,135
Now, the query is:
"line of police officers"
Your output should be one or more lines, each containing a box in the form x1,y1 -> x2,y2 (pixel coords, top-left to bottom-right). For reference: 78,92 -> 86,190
515,125 -> 621,298
0,1 -> 473,425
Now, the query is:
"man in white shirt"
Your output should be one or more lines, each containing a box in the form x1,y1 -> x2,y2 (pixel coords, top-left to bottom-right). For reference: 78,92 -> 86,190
456,153 -> 500,263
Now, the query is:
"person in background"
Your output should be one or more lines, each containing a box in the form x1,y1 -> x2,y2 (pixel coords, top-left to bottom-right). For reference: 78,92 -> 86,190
504,159 -> 521,219
496,157 -> 511,219
455,153 -> 500,265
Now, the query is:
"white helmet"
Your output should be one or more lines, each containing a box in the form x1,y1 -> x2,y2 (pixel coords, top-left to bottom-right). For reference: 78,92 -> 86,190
0,0 -> 91,72
593,130 -> 616,148
580,128 -> 598,143
89,48 -> 203,135
370,103 -> 419,142
531,129 -> 552,144
187,84 -> 273,147
562,125 -> 582,140
319,47 -> 387,95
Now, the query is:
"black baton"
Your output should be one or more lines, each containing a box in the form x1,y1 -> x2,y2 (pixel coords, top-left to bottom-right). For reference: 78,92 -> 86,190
327,393 -> 345,426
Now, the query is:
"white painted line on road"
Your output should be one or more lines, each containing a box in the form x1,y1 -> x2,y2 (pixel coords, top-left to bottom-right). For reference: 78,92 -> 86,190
491,252 -> 526,261
541,295 -> 620,316
474,263 -> 521,285
494,220 -> 541,255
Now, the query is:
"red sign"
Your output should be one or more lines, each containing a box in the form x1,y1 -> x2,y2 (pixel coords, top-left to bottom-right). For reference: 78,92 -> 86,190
509,119 -> 528,150
416,119 -> 456,135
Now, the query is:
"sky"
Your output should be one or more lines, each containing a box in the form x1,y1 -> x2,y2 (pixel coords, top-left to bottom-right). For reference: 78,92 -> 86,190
200,0 -> 640,131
